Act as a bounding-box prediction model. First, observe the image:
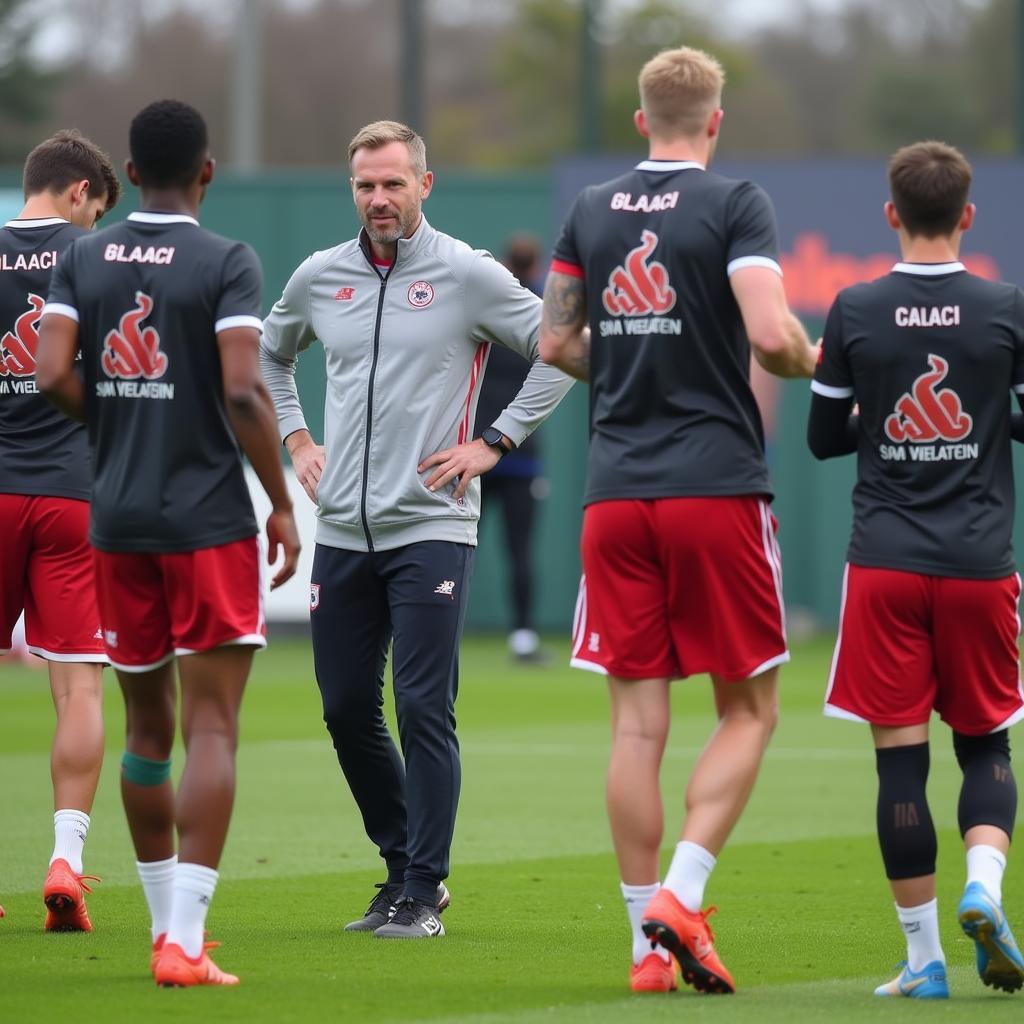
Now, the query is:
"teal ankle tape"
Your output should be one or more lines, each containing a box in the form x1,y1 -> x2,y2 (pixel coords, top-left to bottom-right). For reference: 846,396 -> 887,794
121,751 -> 171,786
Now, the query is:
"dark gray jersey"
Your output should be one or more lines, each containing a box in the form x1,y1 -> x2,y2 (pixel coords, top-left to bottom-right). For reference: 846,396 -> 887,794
552,161 -> 780,505
45,211 -> 262,552
0,218 -> 90,500
812,263 -> 1024,578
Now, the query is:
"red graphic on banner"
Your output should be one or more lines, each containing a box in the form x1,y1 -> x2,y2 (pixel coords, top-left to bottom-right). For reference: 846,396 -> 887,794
884,354 -> 972,443
0,293 -> 45,377
602,230 -> 676,316
101,292 -> 168,380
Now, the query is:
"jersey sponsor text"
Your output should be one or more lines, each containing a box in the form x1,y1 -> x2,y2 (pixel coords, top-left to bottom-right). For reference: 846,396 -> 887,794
610,191 -> 680,213
103,244 -> 176,265
895,305 -> 961,328
0,250 -> 57,272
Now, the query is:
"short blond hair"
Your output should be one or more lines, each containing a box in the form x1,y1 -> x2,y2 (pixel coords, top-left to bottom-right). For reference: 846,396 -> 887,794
639,47 -> 724,139
348,120 -> 427,177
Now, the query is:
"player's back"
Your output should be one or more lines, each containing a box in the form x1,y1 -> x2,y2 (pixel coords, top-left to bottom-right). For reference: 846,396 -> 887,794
47,212 -> 262,552
829,263 -> 1022,577
0,217 -> 90,500
553,162 -> 778,504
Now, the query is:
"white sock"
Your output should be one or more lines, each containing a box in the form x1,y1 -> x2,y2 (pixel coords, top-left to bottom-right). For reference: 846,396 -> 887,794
896,899 -> 944,972
166,862 -> 218,959
966,844 -> 1007,905
137,856 -> 178,943
51,809 -> 90,874
662,841 -> 716,912
621,882 -> 669,965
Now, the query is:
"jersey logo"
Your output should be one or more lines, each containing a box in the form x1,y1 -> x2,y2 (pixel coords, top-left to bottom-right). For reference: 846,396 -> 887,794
602,230 -> 676,317
310,583 -> 321,611
101,291 -> 169,381
884,354 -> 973,443
0,293 -> 45,377
408,281 -> 434,308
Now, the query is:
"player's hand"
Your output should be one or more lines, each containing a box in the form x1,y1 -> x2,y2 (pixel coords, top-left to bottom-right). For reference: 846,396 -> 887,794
291,439 -> 326,504
266,507 -> 301,590
418,438 -> 502,500
808,340 -> 823,375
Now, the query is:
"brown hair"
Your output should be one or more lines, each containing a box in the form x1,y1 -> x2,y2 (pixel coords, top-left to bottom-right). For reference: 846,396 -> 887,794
23,130 -> 121,212
638,46 -> 724,139
348,120 -> 426,177
888,141 -> 972,238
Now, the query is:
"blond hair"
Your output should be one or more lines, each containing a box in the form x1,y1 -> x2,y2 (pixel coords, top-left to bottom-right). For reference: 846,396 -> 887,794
348,120 -> 427,177
638,47 -> 724,139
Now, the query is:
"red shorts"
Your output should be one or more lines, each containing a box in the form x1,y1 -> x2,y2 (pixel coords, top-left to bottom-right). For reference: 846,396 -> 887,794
92,536 -> 266,672
571,497 -> 788,681
0,494 -> 105,662
825,565 -> 1024,735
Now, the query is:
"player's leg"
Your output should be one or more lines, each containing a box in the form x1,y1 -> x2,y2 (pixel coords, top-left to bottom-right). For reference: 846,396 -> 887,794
373,540 -> 473,939
607,674 -> 677,991
825,565 -> 947,997
23,495 -> 108,932
575,500 -> 678,989
870,722 -> 947,997
935,574 -> 1024,992
643,497 -> 787,994
309,543 -> 408,930
118,661 -> 177,966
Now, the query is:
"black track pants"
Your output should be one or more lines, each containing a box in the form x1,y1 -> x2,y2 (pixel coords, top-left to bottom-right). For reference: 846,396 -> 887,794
310,540 -> 474,904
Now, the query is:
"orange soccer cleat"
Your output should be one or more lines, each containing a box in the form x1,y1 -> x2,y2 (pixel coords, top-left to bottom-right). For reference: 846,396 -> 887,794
630,951 -> 678,992
641,889 -> 735,994
43,858 -> 100,932
154,940 -> 239,987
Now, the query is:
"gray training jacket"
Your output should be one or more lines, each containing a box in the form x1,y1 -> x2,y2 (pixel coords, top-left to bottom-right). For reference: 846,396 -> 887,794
259,216 -> 574,553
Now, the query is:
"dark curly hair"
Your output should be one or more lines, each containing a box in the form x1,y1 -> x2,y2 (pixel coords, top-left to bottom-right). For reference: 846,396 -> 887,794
129,99 -> 209,189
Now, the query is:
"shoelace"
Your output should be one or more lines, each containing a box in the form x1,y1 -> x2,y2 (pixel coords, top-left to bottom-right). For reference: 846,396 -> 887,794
697,905 -> 718,942
75,873 -> 101,895
365,882 -> 400,916
389,895 -> 430,926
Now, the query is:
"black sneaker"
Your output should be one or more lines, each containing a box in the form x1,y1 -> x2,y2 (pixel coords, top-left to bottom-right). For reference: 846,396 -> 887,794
374,882 -> 450,939
343,881 -> 402,932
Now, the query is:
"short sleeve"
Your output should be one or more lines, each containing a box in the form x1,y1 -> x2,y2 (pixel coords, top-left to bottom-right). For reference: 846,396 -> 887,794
1013,288 -> 1024,395
725,182 -> 782,278
550,193 -> 585,279
215,243 -> 263,334
811,297 -> 854,399
43,240 -> 80,322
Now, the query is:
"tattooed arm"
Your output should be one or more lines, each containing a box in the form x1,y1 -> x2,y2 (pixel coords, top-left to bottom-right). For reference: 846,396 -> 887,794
539,270 -> 591,382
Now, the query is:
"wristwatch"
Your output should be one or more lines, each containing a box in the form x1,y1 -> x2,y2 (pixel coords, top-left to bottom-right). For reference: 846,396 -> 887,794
480,426 -> 513,457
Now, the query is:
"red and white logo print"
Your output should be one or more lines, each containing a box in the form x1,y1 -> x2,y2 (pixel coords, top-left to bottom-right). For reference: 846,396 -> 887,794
408,281 -> 434,308
602,230 -> 676,317
101,291 -> 168,380
0,293 -> 45,377
884,354 -> 973,443
334,287 -> 355,301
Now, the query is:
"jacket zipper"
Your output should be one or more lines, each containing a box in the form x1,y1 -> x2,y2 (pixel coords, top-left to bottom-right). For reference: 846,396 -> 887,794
360,267 -> 389,552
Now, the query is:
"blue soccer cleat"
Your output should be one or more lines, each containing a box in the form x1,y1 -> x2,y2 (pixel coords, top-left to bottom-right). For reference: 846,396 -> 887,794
958,881 -> 1024,993
874,960 -> 949,999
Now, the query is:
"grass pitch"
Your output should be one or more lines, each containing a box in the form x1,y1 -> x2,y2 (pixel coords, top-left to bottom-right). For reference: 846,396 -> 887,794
2,633 -> 1023,1021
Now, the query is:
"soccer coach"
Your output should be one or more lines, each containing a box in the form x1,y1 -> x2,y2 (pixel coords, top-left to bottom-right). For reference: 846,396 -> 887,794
260,120 -> 573,939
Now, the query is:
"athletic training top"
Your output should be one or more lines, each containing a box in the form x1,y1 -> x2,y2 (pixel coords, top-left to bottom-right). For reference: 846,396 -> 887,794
0,218 -> 90,500
551,160 -> 781,505
45,211 -> 262,553
811,263 -> 1024,578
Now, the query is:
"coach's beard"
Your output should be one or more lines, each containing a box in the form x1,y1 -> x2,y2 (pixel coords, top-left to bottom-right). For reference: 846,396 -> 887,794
362,205 -> 420,245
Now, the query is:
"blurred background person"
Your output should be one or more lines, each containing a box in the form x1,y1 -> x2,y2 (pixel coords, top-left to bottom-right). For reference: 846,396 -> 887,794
474,233 -> 550,664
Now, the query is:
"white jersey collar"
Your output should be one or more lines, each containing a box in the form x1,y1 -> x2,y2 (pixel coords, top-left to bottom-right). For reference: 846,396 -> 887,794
635,160 -> 705,172
128,211 -> 200,226
891,261 -> 965,276
4,217 -> 69,228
